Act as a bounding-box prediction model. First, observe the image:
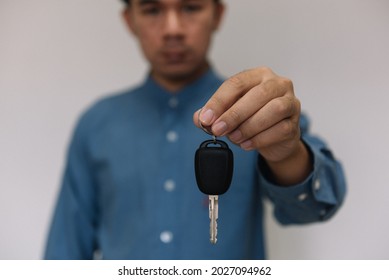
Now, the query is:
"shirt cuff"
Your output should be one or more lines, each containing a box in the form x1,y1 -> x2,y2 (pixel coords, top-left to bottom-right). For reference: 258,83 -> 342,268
258,138 -> 339,222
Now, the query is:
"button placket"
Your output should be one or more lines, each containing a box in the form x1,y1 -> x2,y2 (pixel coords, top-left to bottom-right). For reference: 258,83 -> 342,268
157,96 -> 180,245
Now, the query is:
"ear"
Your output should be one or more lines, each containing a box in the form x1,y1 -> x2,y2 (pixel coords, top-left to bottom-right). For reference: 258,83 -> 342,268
122,7 -> 138,37
212,2 -> 226,31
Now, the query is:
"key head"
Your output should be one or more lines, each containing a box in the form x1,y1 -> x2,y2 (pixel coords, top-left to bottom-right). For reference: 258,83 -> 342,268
195,140 -> 234,195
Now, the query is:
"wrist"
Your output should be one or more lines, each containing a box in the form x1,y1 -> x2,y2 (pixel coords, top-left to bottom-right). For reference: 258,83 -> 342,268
265,141 -> 313,186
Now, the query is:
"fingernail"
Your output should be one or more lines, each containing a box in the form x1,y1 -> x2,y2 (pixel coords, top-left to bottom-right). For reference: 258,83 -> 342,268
200,108 -> 214,125
241,140 -> 253,150
229,130 -> 243,143
212,121 -> 227,136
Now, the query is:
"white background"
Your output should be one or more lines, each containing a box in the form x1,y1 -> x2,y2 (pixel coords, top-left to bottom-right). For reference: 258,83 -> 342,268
1,0 -> 388,259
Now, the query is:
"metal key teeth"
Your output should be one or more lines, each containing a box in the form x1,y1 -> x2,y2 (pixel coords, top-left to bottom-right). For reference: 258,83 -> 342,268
210,220 -> 217,244
209,195 -> 218,244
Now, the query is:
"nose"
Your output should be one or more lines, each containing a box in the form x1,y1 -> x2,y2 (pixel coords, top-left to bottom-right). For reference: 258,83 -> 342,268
163,10 -> 184,36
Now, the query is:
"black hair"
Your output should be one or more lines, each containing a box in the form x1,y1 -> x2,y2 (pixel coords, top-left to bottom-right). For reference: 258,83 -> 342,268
121,0 -> 221,5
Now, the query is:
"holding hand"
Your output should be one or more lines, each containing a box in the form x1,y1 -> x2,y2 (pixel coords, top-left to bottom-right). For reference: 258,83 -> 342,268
193,67 -> 312,185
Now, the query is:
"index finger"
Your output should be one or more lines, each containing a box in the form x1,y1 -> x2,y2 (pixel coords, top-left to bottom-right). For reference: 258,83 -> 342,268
195,67 -> 273,127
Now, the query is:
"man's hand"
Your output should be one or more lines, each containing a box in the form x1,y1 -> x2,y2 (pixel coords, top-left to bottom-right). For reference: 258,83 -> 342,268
193,67 -> 312,185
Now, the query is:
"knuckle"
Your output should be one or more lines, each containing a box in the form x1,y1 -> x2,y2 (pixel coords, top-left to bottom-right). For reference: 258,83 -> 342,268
281,120 -> 296,139
253,135 -> 268,149
226,74 -> 245,91
212,94 -> 224,107
261,78 -> 273,92
257,66 -> 272,75
280,77 -> 294,91
227,108 -> 241,124
274,98 -> 291,116
276,96 -> 300,117
294,97 -> 301,113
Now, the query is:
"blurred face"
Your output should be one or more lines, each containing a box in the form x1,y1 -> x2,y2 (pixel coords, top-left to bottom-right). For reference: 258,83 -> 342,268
123,0 -> 224,90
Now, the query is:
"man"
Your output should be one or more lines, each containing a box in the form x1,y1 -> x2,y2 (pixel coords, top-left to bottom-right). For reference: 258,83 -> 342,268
45,0 -> 346,259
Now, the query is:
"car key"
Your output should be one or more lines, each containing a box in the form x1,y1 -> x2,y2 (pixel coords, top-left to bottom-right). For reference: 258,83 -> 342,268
195,139 -> 234,244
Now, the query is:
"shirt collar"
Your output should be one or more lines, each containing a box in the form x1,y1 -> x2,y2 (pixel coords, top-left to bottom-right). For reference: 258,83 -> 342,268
141,68 -> 223,108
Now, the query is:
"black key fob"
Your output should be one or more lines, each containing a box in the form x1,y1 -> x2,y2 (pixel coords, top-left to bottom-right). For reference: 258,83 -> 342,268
195,139 -> 234,195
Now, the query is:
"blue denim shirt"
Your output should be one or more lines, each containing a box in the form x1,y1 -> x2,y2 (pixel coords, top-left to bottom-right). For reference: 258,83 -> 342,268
45,69 -> 346,259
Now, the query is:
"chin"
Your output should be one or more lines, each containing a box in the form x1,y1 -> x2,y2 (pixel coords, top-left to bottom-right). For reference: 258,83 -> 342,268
165,63 -> 206,79
167,70 -> 194,80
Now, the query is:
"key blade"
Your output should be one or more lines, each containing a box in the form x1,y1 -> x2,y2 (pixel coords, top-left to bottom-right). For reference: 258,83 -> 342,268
209,195 -> 218,244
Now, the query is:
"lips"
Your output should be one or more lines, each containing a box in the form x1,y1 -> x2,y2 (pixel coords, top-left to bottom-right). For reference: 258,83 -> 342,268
165,52 -> 185,59
162,50 -> 187,63
160,45 -> 189,62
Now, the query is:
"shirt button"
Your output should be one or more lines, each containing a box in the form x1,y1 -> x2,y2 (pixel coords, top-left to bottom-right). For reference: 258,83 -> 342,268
297,193 -> 308,201
160,231 -> 173,244
313,179 -> 321,191
166,131 -> 178,142
164,179 -> 176,192
168,97 -> 179,108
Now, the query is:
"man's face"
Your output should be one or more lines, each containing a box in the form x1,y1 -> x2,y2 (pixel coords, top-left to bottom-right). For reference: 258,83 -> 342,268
123,0 -> 224,83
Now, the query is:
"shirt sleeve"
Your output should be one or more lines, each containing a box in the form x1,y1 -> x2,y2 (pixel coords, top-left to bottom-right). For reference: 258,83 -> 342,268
259,114 -> 347,225
44,111 -> 98,259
